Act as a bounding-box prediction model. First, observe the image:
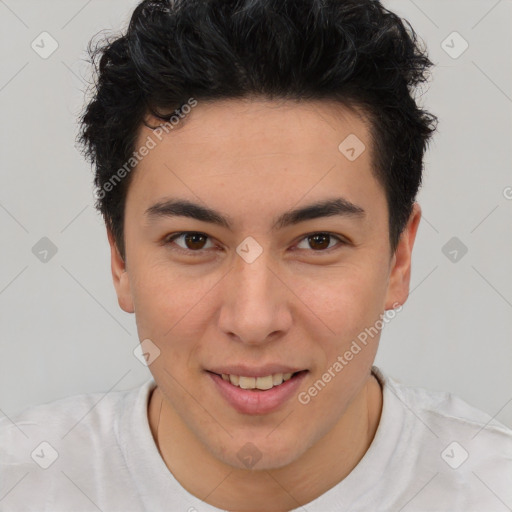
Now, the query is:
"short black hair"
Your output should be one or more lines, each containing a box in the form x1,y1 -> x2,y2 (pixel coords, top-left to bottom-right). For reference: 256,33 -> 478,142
78,0 -> 437,260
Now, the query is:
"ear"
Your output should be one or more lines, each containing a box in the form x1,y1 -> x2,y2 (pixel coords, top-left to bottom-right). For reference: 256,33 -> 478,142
384,202 -> 422,310
107,227 -> 135,314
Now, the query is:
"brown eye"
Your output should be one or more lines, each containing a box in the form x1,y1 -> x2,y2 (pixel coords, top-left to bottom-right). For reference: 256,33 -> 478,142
296,232 -> 344,252
166,232 -> 214,252
308,233 -> 330,250
183,233 -> 208,250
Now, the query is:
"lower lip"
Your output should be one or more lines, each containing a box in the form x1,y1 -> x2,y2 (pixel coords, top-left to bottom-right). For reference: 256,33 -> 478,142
207,371 -> 308,415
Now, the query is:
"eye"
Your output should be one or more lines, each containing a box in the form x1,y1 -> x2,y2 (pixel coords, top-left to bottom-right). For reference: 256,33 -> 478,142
164,232 -> 216,254
295,232 -> 346,252
163,231 -> 346,256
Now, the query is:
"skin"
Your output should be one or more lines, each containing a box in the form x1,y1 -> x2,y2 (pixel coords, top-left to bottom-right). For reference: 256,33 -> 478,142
108,98 -> 421,511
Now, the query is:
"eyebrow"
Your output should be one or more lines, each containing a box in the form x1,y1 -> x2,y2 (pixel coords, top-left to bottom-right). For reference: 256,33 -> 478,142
144,197 -> 365,231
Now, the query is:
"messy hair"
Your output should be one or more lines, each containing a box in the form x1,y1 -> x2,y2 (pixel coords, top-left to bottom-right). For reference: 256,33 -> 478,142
78,0 -> 437,260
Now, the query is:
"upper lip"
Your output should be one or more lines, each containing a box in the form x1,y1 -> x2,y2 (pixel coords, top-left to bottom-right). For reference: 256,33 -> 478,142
207,365 -> 306,378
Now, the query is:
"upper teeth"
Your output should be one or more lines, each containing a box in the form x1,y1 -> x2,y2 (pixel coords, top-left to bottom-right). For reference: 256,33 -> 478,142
221,373 -> 294,390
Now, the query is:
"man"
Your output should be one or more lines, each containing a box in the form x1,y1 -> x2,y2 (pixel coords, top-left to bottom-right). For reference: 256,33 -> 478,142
1,0 -> 511,510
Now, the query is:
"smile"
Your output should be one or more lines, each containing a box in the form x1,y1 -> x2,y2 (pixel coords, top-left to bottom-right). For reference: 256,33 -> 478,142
207,370 -> 309,415
220,372 -> 294,390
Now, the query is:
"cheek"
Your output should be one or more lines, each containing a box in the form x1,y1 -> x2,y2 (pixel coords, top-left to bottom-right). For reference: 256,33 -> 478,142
294,269 -> 385,415
129,262 -> 215,346
292,263 -> 388,343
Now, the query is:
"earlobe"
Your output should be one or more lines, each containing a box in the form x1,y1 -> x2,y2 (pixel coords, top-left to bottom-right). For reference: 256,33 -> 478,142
384,203 -> 422,310
107,228 -> 135,314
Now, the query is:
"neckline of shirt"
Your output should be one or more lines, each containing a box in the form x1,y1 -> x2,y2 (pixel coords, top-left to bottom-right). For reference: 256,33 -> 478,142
115,365 -> 410,511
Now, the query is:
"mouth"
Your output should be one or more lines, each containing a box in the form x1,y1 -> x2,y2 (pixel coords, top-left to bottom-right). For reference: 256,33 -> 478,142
216,371 -> 300,390
206,369 -> 308,415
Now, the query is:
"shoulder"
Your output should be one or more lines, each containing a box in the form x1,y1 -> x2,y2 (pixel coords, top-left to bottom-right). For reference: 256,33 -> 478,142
373,366 -> 512,510
0,379 -> 155,511
1,382 -> 139,450
379,368 -> 512,441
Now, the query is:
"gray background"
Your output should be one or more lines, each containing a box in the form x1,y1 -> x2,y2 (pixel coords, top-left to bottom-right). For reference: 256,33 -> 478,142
0,0 -> 511,428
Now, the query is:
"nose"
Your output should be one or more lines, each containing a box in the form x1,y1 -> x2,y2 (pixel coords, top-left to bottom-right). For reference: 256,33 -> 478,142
217,248 -> 292,346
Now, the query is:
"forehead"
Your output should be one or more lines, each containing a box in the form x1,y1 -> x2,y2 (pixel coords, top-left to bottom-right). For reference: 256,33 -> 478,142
126,98 -> 386,228
140,98 -> 370,160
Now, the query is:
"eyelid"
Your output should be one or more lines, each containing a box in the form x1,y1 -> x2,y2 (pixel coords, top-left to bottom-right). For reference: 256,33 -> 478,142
163,231 -> 347,254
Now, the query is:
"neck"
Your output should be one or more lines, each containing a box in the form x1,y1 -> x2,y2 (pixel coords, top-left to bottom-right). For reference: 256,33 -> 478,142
148,373 -> 382,512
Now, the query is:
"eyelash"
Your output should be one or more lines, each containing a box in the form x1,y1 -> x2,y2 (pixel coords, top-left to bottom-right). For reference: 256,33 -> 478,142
163,231 -> 347,256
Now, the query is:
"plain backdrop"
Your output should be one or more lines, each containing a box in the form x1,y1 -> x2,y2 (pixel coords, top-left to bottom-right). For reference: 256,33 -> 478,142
0,0 -> 511,428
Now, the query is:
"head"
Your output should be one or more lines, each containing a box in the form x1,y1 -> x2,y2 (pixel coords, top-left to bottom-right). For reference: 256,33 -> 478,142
78,0 -> 436,470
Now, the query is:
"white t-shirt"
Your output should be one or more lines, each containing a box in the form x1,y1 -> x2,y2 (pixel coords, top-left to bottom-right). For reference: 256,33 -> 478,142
1,366 -> 511,512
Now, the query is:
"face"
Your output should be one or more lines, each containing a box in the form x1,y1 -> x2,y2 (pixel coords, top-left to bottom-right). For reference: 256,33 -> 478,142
109,98 -> 420,470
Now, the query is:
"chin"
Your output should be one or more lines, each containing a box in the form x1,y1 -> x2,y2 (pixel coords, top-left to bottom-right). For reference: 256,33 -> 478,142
214,434 -> 308,471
